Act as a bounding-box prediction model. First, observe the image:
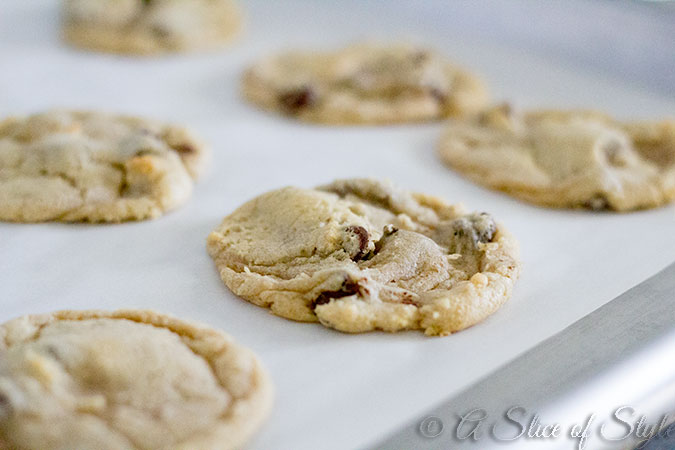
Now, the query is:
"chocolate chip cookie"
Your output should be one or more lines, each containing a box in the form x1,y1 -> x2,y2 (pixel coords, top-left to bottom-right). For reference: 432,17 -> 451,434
0,309 -> 273,450
0,110 -> 209,222
241,43 -> 489,124
62,0 -> 242,55
438,105 -> 675,211
207,179 -> 520,336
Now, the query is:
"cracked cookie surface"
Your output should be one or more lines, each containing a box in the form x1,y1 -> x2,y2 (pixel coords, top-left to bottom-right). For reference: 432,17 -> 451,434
241,43 -> 489,124
63,0 -> 242,55
438,105 -> 675,211
0,309 -> 273,450
207,179 -> 520,336
0,110 -> 209,222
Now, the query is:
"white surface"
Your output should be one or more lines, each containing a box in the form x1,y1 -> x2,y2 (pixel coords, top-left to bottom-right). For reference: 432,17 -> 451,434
1,1 -> 674,449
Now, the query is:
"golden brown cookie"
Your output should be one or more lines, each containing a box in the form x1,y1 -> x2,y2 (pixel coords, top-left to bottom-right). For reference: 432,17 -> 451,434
242,43 -> 489,124
207,178 -> 520,336
0,309 -> 273,450
62,0 -> 242,55
438,105 -> 675,211
0,110 -> 209,222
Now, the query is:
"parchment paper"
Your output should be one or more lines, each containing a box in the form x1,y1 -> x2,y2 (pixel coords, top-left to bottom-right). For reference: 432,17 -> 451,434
1,1 -> 674,449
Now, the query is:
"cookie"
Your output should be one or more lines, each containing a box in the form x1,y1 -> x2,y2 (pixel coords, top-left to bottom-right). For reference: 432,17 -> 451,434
0,110 -> 209,222
62,0 -> 242,55
0,309 -> 273,450
207,178 -> 520,336
438,105 -> 675,211
241,43 -> 489,124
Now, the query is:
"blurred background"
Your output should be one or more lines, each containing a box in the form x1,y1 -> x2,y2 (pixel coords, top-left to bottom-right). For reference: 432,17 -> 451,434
1,2 -> 673,450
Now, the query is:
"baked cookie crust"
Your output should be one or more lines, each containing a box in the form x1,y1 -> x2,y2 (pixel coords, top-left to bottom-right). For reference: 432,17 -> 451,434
0,309 -> 273,450
438,105 -> 675,211
62,0 -> 242,55
0,110 -> 209,222
207,178 -> 520,336
242,43 -> 489,124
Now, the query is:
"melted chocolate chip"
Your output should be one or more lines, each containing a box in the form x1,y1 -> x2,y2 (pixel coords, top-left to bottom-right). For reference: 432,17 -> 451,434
278,87 -> 316,113
345,225 -> 370,261
475,212 -> 496,244
313,279 -> 361,308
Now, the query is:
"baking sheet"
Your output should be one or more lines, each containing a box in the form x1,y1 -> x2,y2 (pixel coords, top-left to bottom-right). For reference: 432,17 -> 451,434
1,1 -> 674,449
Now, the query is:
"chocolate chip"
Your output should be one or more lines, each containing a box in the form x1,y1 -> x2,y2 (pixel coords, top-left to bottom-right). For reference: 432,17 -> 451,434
429,87 -> 447,104
171,143 -> 195,155
118,172 -> 130,197
0,392 -> 10,417
313,279 -> 361,308
411,51 -> 430,65
400,296 -> 419,306
344,225 -> 370,261
445,213 -> 497,254
278,87 -> 316,113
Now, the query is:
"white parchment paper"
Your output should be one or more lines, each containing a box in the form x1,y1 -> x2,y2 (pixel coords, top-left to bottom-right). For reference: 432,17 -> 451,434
1,1 -> 674,449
